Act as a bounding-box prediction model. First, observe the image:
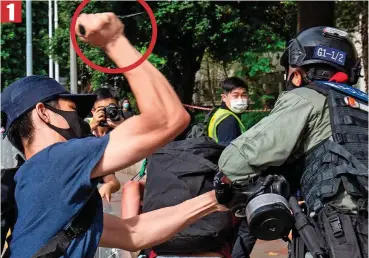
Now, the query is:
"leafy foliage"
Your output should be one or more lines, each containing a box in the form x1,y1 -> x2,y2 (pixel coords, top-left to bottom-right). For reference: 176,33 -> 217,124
1,2 -> 49,89
335,1 -> 368,91
241,112 -> 270,131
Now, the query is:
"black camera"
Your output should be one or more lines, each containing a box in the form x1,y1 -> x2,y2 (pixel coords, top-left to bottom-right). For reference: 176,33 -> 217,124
99,104 -> 122,127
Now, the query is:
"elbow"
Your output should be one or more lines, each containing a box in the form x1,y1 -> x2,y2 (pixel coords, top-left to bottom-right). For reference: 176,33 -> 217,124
125,246 -> 141,252
168,109 -> 190,135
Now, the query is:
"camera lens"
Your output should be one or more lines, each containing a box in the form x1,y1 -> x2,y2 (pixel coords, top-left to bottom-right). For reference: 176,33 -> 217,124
106,105 -> 120,121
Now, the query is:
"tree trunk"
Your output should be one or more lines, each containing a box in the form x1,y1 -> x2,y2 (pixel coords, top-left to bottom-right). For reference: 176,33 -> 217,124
206,57 -> 216,106
298,2 -> 335,31
360,7 -> 368,92
176,49 -> 205,104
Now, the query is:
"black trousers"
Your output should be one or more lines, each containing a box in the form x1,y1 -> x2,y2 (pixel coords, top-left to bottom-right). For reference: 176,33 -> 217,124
231,220 -> 257,258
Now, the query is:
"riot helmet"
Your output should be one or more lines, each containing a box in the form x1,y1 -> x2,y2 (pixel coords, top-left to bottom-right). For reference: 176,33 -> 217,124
280,26 -> 361,84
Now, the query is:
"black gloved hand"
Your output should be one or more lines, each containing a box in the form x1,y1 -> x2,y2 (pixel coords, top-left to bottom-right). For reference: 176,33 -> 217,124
213,171 -> 261,213
214,172 -> 291,216
214,171 -> 232,205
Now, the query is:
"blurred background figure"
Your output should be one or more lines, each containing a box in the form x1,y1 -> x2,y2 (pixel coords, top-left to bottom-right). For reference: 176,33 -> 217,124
120,98 -> 134,120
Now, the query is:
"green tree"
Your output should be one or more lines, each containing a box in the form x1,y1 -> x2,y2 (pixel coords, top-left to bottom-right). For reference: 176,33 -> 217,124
335,1 -> 368,92
120,1 -> 296,103
49,1 -> 296,101
2,1 -> 297,102
1,1 -> 49,89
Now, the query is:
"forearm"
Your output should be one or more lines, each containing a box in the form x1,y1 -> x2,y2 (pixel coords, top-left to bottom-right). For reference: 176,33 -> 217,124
105,36 -> 188,126
100,190 -> 220,251
121,181 -> 143,219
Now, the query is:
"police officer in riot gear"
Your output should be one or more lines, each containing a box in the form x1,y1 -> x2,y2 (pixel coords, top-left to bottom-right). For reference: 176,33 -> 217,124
215,26 -> 368,258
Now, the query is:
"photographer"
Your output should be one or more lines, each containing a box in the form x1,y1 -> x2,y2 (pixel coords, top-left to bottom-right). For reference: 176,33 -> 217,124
89,88 -> 123,137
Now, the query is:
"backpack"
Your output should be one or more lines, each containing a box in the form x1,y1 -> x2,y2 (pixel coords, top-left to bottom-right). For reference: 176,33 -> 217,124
142,137 -> 233,254
288,81 -> 368,258
1,154 -> 24,254
186,108 -> 217,139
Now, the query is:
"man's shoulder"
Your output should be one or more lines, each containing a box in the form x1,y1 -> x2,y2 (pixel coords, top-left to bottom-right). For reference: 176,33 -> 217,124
282,87 -> 327,112
290,87 -> 326,102
221,113 -> 238,123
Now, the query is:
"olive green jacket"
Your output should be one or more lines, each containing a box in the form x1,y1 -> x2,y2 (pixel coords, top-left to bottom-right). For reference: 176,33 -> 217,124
219,87 -> 331,181
219,87 -> 358,210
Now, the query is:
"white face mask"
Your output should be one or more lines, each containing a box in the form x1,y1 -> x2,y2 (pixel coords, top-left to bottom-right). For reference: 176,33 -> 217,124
230,99 -> 248,114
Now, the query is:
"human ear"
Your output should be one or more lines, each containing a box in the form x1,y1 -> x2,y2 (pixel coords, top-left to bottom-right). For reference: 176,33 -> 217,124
292,71 -> 302,87
35,103 -> 51,123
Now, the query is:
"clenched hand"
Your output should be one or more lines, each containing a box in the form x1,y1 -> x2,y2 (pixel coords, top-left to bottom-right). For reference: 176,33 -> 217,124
76,12 -> 124,48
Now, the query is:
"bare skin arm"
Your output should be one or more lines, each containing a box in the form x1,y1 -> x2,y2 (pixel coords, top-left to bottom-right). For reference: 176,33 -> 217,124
75,13 -> 190,179
121,181 -> 145,219
101,190 -> 226,251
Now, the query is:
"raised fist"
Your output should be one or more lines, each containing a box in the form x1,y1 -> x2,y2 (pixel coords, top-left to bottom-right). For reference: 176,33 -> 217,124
75,12 -> 124,48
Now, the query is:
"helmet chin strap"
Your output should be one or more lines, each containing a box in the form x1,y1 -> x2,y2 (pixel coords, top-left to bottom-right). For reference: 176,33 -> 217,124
305,67 -> 333,82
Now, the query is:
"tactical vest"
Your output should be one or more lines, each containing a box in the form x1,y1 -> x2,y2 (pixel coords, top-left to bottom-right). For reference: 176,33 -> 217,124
295,81 -> 368,214
208,108 -> 246,143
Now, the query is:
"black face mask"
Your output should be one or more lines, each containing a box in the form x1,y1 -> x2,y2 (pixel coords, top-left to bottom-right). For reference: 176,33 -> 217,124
44,104 -> 92,140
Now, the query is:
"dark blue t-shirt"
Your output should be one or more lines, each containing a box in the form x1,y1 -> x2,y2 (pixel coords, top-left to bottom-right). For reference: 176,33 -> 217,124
216,115 -> 242,146
9,135 -> 110,257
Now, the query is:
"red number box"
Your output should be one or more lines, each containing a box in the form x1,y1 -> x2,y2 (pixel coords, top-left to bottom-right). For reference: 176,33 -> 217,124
1,1 -> 22,23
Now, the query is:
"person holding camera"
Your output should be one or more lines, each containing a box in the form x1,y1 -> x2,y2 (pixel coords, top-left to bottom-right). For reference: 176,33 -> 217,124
89,88 -> 123,137
86,88 -> 122,201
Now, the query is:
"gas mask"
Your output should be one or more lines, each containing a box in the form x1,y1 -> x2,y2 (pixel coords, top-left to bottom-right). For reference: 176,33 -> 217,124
214,173 -> 294,240
44,104 -> 92,140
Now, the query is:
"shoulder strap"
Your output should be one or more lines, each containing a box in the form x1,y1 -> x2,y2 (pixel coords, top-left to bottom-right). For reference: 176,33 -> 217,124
314,81 -> 368,103
31,189 -> 100,258
304,82 -> 330,96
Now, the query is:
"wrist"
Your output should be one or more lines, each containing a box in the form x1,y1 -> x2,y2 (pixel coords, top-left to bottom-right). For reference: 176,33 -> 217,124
90,122 -> 98,131
182,191 -> 218,224
104,36 -> 142,68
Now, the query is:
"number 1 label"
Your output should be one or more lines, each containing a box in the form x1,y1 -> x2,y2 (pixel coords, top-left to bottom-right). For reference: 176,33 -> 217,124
1,1 -> 22,23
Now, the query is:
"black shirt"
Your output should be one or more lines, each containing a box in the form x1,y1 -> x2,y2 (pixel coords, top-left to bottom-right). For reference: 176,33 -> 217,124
216,104 -> 242,146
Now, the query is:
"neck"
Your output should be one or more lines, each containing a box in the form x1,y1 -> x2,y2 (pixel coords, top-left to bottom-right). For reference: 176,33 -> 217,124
24,131 -> 65,160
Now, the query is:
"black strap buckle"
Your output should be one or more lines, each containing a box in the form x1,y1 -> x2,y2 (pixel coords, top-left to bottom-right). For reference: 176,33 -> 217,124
329,214 -> 343,238
332,133 -> 344,143
64,223 -> 81,238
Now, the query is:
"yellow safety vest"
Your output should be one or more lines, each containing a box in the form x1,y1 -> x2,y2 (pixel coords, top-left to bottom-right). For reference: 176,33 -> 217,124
85,117 -> 92,124
207,108 -> 246,143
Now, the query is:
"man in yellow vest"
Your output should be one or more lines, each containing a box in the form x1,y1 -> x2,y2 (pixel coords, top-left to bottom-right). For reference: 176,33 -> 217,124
208,77 -> 248,146
208,77 -> 256,258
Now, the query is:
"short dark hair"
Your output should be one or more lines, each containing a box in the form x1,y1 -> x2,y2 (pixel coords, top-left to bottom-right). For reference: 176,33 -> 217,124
94,88 -> 118,102
221,77 -> 248,93
6,99 -> 58,153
